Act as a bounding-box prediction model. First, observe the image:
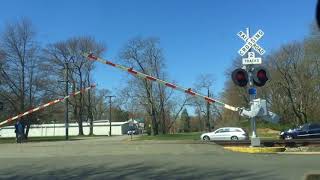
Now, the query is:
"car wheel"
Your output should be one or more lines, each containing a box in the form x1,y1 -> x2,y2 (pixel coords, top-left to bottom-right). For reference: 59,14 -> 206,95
231,136 -> 238,141
284,135 -> 293,140
203,136 -> 210,141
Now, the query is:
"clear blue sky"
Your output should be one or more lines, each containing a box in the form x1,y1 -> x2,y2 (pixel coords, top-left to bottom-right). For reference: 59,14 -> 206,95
0,0 -> 317,98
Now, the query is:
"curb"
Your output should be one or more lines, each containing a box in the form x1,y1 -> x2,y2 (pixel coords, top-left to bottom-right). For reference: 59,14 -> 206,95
277,152 -> 320,155
224,146 -> 286,153
122,139 -> 211,144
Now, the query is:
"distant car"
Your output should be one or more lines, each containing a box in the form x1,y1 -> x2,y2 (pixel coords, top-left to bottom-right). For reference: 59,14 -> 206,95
280,123 -> 320,140
200,127 -> 248,141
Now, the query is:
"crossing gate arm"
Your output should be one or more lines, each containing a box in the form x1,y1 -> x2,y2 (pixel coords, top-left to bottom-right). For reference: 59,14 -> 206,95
82,52 -> 239,112
0,84 -> 96,127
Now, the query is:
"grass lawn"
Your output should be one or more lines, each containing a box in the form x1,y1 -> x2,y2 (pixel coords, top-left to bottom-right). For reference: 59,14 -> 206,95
135,132 -> 202,141
0,136 -> 83,144
256,128 -> 280,139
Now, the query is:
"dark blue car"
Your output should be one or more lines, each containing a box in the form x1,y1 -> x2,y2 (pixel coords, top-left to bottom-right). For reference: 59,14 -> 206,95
280,123 -> 320,140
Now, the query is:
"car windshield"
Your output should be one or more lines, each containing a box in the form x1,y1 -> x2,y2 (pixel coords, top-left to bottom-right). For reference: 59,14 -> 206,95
296,125 -> 303,130
297,124 -> 309,131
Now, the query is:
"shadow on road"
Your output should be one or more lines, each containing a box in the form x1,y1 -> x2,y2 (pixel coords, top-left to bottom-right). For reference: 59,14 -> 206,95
0,163 -> 277,180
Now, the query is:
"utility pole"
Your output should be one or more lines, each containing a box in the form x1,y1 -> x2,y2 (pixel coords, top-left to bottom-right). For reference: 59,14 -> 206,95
0,63 -> 3,111
64,62 -> 70,140
206,89 -> 211,132
59,59 -> 73,140
106,95 -> 115,136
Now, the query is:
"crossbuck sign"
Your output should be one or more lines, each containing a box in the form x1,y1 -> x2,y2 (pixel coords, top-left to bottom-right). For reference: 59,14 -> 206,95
237,29 -> 265,56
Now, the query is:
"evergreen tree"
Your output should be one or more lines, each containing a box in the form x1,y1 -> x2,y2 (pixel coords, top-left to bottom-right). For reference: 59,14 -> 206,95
181,108 -> 190,132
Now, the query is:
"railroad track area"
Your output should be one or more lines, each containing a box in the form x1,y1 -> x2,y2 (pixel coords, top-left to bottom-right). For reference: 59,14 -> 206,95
212,138 -> 320,147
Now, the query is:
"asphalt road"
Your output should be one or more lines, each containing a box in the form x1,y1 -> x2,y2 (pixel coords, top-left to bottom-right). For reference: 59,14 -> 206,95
0,136 -> 319,180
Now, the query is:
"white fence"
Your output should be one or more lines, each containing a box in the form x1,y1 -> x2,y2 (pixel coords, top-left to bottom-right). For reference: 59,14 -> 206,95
0,121 -> 130,137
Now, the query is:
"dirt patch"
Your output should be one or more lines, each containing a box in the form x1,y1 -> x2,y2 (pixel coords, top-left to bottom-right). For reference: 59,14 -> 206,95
258,128 -> 280,134
285,146 -> 320,152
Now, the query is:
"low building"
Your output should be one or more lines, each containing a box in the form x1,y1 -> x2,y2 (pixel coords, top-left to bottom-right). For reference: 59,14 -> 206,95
0,120 -> 130,137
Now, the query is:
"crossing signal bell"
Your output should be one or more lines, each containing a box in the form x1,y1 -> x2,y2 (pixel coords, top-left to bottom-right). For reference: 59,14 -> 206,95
231,68 -> 248,87
252,67 -> 269,87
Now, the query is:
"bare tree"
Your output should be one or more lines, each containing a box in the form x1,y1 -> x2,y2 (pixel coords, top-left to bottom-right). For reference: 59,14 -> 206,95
44,36 -> 105,135
120,37 -> 185,135
0,18 -> 46,137
193,74 -> 216,131
265,41 -> 320,125
166,95 -> 192,133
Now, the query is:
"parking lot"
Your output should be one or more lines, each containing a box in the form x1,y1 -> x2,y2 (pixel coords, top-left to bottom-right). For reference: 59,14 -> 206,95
0,136 -> 319,180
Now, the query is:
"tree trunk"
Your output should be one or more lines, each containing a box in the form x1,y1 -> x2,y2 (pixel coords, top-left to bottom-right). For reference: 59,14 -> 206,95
25,124 -> 30,139
197,109 -> 203,132
87,75 -> 94,136
159,88 -> 166,134
151,107 -> 158,135
144,81 -> 158,135
78,105 -> 84,135
89,114 -> 93,135
78,71 -> 84,136
88,92 -> 94,136
78,121 -> 84,135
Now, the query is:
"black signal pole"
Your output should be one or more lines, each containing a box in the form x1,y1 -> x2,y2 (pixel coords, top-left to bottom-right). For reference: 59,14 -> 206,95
246,27 -> 259,147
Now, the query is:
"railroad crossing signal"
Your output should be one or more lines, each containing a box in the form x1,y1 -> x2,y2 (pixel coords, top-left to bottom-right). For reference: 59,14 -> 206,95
233,28 -> 269,87
237,29 -> 265,56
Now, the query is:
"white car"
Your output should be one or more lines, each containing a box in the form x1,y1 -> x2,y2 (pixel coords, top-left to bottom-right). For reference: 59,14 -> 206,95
200,127 -> 248,141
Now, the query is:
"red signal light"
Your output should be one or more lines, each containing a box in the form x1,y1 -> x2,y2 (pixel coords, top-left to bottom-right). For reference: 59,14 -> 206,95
257,70 -> 267,79
232,68 -> 248,87
253,67 -> 269,87
236,73 -> 245,80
